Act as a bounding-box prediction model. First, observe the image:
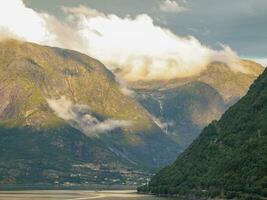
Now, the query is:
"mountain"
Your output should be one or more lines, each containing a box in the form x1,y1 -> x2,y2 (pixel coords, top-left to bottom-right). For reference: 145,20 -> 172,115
0,39 -> 179,186
0,39 -> 263,188
138,68 -> 267,199
131,61 -> 263,149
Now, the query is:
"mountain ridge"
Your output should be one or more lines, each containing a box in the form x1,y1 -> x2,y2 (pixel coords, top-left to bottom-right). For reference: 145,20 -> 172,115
132,61 -> 263,149
138,68 -> 267,199
0,39 -> 179,185
0,39 -> 264,187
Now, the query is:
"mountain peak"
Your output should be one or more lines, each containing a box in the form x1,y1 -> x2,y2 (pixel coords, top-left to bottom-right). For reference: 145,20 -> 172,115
0,40 -> 180,185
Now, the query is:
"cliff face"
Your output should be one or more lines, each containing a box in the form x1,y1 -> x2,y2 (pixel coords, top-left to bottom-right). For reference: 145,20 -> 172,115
132,61 -> 263,150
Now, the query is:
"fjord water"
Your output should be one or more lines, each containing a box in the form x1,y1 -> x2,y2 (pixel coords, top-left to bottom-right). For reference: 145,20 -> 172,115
0,190 -> 168,200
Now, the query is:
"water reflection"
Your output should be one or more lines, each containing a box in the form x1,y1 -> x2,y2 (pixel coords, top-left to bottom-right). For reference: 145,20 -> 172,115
0,190 -> 169,200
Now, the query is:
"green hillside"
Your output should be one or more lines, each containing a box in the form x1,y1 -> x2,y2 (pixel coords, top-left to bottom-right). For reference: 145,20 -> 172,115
138,68 -> 267,199
0,39 -> 179,185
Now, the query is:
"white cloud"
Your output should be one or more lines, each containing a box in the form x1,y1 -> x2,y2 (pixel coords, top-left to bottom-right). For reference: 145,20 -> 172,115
0,0 -> 86,51
0,0 -> 51,42
0,0 -> 249,82
62,5 -> 104,18
47,97 -> 131,137
67,9 -> 246,80
114,76 -> 135,97
159,0 -> 187,13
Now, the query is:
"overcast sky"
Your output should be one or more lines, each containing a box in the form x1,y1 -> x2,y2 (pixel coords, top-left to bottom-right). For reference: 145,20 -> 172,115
24,0 -> 267,65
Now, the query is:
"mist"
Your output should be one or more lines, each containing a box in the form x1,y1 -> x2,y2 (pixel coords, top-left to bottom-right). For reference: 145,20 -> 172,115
46,97 -> 131,137
0,0 -> 250,82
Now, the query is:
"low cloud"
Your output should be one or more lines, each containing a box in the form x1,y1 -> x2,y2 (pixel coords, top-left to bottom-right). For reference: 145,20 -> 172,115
46,96 -> 131,137
64,7 -> 247,81
114,76 -> 135,97
0,0 -> 249,82
159,0 -> 187,13
0,0 -> 87,52
0,0 -> 50,42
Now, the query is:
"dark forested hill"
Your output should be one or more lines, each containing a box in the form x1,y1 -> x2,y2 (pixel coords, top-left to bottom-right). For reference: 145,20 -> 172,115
138,68 -> 267,199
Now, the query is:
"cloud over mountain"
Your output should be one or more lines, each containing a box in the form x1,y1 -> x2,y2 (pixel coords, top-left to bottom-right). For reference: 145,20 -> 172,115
0,0 -> 249,81
0,0 -> 49,42
47,97 -> 131,136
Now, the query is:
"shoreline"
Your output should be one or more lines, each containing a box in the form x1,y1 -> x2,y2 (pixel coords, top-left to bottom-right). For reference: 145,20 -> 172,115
0,184 -> 138,191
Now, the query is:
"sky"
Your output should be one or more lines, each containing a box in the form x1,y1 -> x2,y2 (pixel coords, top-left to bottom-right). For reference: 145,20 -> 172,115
0,0 -> 266,81
24,0 -> 267,64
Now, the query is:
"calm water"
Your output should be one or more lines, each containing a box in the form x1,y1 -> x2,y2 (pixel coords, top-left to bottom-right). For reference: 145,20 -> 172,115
0,190 -> 170,200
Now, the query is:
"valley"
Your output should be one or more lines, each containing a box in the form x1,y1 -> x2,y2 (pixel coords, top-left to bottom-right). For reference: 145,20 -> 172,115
138,68 -> 267,199
0,39 -> 264,187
